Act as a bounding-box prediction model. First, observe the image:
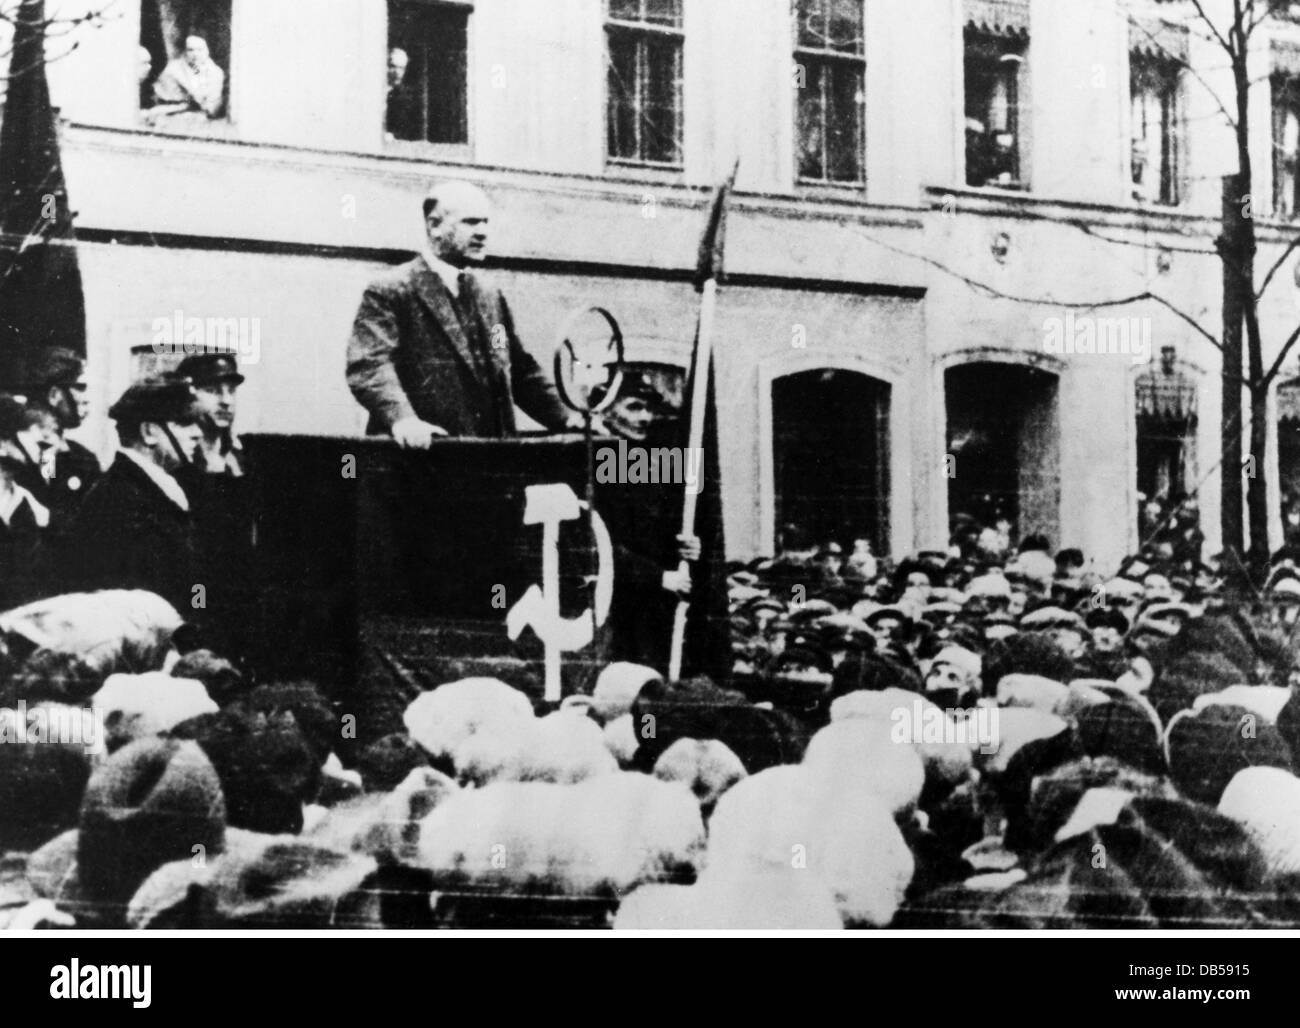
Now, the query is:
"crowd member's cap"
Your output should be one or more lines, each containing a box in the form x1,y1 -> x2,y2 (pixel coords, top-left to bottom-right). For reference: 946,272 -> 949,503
996,673 -> 1070,713
169,706 -> 321,836
108,377 -> 200,426
1218,766 -> 1300,876
1019,606 -> 1086,632
132,835 -> 379,929
26,738 -> 229,923
1103,577 -> 1145,602
967,572 -> 1012,599
1193,685 -> 1292,724
1136,602 -> 1193,635
788,599 -> 838,622
308,766 -> 458,869
24,347 -> 84,390
774,644 -> 834,676
1271,577 -> 1300,602
593,662 -> 661,723
176,351 -> 245,387
1084,607 -> 1130,634
979,708 -> 1070,775
922,601 -> 962,621
930,645 -> 981,682
1075,697 -> 1166,776
92,672 -> 219,752
1165,704 -> 1294,806
746,596 -> 787,617
862,605 -> 911,629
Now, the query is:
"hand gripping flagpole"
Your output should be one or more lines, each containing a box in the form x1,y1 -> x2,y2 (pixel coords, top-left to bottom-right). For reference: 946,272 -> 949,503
669,161 -> 739,683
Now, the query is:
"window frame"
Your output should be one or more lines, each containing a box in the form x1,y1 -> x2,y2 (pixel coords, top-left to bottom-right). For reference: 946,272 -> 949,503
137,0 -> 235,135
604,0 -> 685,170
1129,54 -> 1184,208
962,28 -> 1029,192
384,0 -> 475,156
792,0 -> 867,189
1274,73 -> 1300,219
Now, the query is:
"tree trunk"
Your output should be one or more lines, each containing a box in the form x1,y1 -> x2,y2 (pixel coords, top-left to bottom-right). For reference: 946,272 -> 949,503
1221,175 -> 1246,572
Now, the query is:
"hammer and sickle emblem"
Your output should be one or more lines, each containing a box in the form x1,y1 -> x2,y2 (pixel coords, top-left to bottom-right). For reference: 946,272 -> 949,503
506,484 -> 613,700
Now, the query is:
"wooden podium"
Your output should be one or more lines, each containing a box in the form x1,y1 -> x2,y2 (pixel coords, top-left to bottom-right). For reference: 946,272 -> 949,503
229,433 -> 604,740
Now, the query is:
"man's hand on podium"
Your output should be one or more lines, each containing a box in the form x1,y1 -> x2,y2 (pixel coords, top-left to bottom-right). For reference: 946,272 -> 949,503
391,417 -> 449,450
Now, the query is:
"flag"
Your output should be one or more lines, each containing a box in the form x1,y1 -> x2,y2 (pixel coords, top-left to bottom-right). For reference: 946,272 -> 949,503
675,163 -> 739,679
693,159 -> 739,292
0,0 -> 86,390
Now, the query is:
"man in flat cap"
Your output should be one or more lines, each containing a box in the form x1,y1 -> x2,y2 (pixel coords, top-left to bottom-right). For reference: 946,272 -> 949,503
19,348 -> 102,518
346,179 -> 569,444
177,351 -> 245,477
57,378 -> 203,613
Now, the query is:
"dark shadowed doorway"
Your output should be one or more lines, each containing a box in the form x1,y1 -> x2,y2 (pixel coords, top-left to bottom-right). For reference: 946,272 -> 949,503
771,368 -> 890,553
945,362 -> 1059,543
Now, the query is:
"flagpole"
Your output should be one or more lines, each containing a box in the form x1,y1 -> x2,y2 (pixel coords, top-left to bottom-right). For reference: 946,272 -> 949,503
668,278 -> 717,682
668,159 -> 736,682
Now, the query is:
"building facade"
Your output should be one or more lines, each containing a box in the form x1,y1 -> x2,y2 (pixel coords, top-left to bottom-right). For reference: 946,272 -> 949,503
21,0 -> 1300,572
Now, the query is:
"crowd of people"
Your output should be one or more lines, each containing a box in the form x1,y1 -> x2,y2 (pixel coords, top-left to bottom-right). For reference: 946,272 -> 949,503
1,488 -> 1300,928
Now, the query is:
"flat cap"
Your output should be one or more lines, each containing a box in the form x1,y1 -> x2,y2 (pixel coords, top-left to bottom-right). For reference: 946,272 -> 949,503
176,351 -> 244,386
108,378 -> 200,426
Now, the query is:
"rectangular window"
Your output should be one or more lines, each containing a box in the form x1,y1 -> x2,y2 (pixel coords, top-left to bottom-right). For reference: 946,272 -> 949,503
964,29 -> 1027,189
387,0 -> 471,145
606,0 -> 684,167
1275,75 -> 1300,218
794,0 -> 866,185
1131,56 -> 1181,206
139,0 -> 232,129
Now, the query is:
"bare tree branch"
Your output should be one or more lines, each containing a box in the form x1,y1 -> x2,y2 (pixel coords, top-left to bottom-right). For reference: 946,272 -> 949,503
1064,217 -> 1219,256
1189,0 -> 1237,55
1128,14 -> 1238,130
1256,229 -> 1300,298
850,224 -> 1226,353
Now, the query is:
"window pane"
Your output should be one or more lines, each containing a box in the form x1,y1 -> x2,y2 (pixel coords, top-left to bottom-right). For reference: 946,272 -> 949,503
609,0 -> 641,21
827,0 -> 864,55
643,0 -> 683,27
425,10 -> 468,144
607,34 -> 641,159
825,62 -> 864,181
797,61 -> 827,179
795,0 -> 828,49
642,35 -> 682,162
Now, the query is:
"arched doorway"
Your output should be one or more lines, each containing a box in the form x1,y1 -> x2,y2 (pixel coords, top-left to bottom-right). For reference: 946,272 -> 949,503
945,361 -> 1060,543
770,368 -> 890,553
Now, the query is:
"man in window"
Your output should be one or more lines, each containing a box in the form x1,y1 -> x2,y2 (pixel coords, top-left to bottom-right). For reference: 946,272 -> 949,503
151,35 -> 226,123
346,180 -> 570,445
386,47 -> 418,141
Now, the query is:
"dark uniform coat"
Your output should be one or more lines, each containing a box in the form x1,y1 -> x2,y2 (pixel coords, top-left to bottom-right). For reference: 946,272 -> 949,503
346,259 -> 568,438
57,453 -> 197,614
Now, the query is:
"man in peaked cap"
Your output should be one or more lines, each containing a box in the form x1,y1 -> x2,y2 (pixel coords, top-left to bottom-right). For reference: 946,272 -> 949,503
20,347 -> 102,518
347,179 -> 569,443
56,378 -> 204,613
177,351 -> 246,477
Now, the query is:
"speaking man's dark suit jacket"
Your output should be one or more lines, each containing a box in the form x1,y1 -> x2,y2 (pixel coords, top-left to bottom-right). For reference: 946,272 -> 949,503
56,453 -> 197,615
346,258 -> 568,438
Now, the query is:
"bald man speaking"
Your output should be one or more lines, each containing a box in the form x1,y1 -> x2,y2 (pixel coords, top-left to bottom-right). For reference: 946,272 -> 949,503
347,180 -> 570,445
